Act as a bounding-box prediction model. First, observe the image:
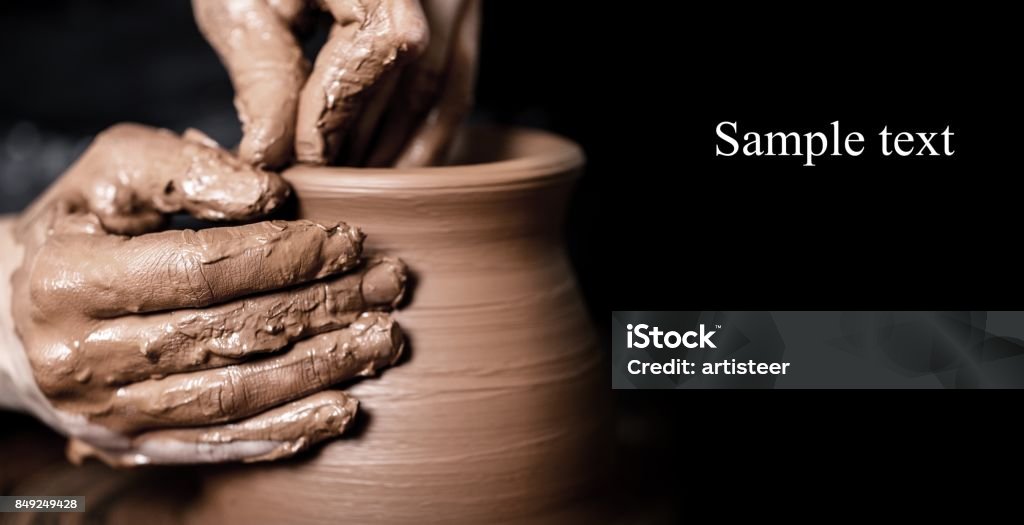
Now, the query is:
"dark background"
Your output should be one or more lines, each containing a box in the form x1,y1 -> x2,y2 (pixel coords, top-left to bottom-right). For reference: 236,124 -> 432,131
601,2 -> 1019,515
1,0 -> 1018,518
0,0 -> 602,323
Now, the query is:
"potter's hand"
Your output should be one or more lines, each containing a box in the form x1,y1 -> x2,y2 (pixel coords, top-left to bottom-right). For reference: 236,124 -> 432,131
0,124 -> 407,466
193,0 -> 479,168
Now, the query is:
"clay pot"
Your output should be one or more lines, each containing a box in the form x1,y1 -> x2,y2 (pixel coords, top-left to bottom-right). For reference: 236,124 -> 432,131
191,126 -> 607,524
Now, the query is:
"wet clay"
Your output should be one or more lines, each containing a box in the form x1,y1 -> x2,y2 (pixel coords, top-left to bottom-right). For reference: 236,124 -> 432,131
22,123 -> 290,236
294,0 -> 428,164
6,124 -> 408,465
90,311 -> 403,434
371,0 -> 480,167
194,0 -> 477,168
193,0 -> 311,167
68,390 -> 360,466
189,127 -> 608,524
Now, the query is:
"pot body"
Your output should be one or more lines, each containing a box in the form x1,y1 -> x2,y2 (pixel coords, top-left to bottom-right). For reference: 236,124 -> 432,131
190,127 -> 606,524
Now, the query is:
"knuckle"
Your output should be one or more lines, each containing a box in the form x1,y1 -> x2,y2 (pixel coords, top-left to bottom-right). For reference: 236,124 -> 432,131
27,244 -> 76,318
210,368 -> 245,418
389,21 -> 429,56
302,347 -> 329,388
172,247 -> 216,305
27,272 -> 57,319
315,390 -> 351,407
29,341 -> 83,396
94,123 -> 143,146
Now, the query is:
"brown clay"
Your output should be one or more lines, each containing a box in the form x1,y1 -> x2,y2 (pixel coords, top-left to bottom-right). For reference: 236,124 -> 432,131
3,123 -> 409,465
194,0 -> 476,168
189,126 -> 608,524
366,0 -> 480,167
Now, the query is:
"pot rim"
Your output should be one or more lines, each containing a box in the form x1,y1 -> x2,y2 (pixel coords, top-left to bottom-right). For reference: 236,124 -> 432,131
282,126 -> 584,192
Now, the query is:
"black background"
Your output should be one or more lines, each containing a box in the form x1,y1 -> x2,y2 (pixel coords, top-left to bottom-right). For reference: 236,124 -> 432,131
604,2 -> 1019,515
1,0 -> 1019,518
610,7 -> 1015,311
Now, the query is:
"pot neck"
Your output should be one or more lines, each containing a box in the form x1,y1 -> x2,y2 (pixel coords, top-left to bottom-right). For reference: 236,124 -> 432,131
282,126 -> 585,251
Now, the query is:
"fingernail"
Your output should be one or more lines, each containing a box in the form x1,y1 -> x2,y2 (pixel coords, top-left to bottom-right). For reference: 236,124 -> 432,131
361,258 -> 408,307
313,395 -> 359,435
350,313 -> 404,369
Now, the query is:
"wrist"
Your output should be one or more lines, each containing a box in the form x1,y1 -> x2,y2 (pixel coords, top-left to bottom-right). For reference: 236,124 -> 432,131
0,215 -> 28,411
0,215 -> 175,452
0,216 -> 22,410
0,215 -> 70,434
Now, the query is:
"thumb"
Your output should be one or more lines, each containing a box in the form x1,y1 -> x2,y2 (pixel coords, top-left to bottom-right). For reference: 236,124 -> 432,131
66,123 -> 289,236
193,0 -> 309,168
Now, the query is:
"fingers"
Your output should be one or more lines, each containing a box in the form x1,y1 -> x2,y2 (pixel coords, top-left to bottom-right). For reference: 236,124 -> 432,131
31,220 -> 364,318
295,0 -> 429,164
74,258 -> 408,387
366,0 -> 479,167
193,0 -> 310,168
62,123 -> 289,235
68,391 -> 358,466
394,0 -> 479,167
99,313 -> 402,433
340,68 -> 404,165
141,256 -> 408,360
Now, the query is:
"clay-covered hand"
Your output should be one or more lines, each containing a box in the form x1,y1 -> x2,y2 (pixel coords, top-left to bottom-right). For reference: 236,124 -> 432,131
193,0 -> 479,168
0,123 -> 408,466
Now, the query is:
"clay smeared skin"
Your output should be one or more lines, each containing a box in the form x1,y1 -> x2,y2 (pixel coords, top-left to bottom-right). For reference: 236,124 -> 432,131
22,123 -> 290,236
191,128 -> 607,524
31,220 -> 364,320
193,0 -> 310,168
99,312 -> 402,433
68,390 -> 360,466
31,257 -> 406,401
195,0 -> 478,168
296,0 -> 429,165
67,257 -> 408,389
6,124 -> 409,466
368,0 -> 479,167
